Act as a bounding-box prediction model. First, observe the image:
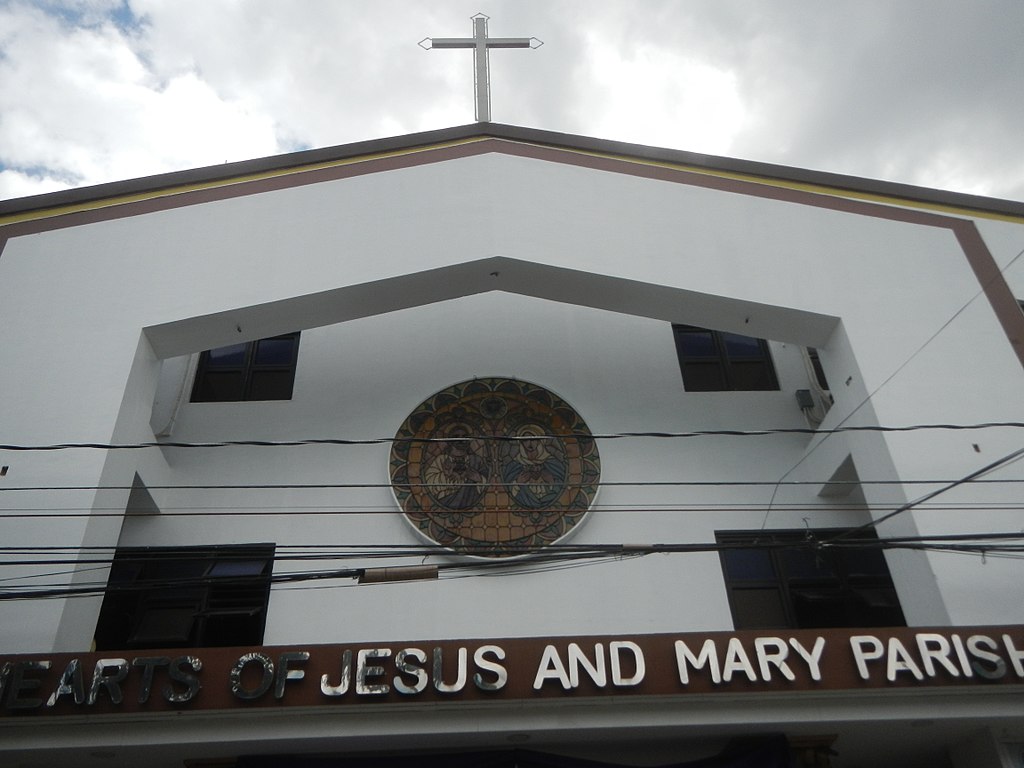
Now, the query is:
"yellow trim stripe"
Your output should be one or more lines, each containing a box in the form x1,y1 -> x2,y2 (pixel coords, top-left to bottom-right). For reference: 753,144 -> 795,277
546,144 -> 1024,224
2,135 -> 1021,228
0,138 -> 491,227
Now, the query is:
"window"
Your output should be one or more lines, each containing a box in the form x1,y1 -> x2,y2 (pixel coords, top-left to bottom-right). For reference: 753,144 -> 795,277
672,325 -> 779,391
191,332 -> 300,402
806,347 -> 830,391
717,530 -> 904,630
94,544 -> 274,650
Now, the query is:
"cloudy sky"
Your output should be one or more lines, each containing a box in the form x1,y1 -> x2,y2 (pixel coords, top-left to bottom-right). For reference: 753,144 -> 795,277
1,0 -> 1022,202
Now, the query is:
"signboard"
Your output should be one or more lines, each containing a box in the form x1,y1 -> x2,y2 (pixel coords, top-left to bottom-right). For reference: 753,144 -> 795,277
3,626 -> 1024,716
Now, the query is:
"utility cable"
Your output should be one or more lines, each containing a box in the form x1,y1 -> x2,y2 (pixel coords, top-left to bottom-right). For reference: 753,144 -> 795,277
1,421 -> 1023,452
760,241 -> 1024,532
4,532 -> 1024,600
2,530 -> 1024,568
3,475 -> 1024,494
821,444 -> 1024,543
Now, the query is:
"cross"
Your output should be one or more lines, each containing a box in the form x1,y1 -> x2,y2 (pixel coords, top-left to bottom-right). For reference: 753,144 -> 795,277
420,13 -> 542,123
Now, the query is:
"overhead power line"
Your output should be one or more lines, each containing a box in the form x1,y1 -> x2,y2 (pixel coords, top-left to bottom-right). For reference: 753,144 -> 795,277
1,531 -> 1023,569
3,476 -> 1024,494
823,444 -> 1024,543
760,239 -> 1024,532
1,421 -> 1023,452
0,500 -> 1021,519
3,532 -> 1024,601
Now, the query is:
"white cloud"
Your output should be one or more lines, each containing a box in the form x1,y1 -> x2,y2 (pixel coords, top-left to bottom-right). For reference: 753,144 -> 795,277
583,35 -> 746,155
1,0 -> 1022,202
0,1 -> 281,195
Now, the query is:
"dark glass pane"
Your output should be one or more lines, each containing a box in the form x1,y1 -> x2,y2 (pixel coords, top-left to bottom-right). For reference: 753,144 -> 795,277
731,588 -> 788,629
855,587 -> 902,610
148,558 -> 207,580
682,363 -> 728,391
791,590 -> 849,628
718,530 -> 904,631
729,361 -> 777,391
721,332 -> 764,358
248,370 -> 294,400
675,329 -> 717,357
722,548 -> 775,580
209,560 -> 268,578
205,343 -> 247,366
781,548 -> 837,580
840,546 -> 891,578
107,559 -> 144,585
129,607 -> 197,646
94,595 -> 136,651
254,336 -> 295,366
193,371 -> 246,402
203,612 -> 264,647
861,603 -> 906,628
97,546 -> 274,651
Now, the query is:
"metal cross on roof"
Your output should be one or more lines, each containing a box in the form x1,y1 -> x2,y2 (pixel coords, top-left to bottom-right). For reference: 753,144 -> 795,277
420,13 -> 542,123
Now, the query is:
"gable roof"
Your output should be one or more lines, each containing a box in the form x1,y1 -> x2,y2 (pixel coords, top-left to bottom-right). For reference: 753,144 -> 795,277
2,123 -> 1023,230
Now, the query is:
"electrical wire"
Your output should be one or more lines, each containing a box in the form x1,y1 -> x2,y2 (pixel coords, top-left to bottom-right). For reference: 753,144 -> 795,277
4,532 -> 1024,601
1,421 -> 1023,452
0,498 -> 1021,518
821,444 -> 1024,543
3,476 -> 1024,493
758,240 -> 1024,532
3,530 -> 1024,568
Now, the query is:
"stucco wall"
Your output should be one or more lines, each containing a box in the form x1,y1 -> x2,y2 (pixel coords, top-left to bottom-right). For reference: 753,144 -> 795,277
1,149 -> 1023,652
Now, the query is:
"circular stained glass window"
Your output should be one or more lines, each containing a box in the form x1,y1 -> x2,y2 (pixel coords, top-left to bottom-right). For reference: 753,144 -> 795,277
390,378 -> 601,558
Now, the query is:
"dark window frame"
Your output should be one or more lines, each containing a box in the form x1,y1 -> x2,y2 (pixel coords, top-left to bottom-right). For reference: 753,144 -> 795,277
94,544 -> 275,650
716,529 -> 905,630
190,332 -> 300,402
672,325 -> 779,392
806,347 -> 830,391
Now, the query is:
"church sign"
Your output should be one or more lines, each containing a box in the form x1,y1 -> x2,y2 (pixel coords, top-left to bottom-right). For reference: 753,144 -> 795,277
3,626 -> 1024,715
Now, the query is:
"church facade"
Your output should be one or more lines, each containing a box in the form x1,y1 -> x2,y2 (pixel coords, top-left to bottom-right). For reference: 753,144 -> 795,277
2,123 -> 1024,768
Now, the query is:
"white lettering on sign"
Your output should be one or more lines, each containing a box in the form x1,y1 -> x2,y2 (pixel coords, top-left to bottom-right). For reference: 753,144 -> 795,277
356,648 -> 391,695
850,634 -> 1024,682
533,645 -> 570,690
968,636 -> 1006,679
394,648 -> 428,694
753,637 -> 794,682
850,636 -> 884,680
917,634 -> 960,678
7,630 -> 1024,714
674,639 -> 720,684
722,638 -> 757,682
675,636 -> 825,685
1003,634 -> 1024,677
533,640 -> 646,690
790,637 -> 825,682
433,646 -> 468,693
472,645 -> 508,691
567,643 -> 606,688
609,641 -> 645,686
887,638 -> 925,681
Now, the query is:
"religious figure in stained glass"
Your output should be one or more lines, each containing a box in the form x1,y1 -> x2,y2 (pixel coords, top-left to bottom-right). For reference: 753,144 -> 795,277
422,422 -> 490,510
501,424 -> 567,509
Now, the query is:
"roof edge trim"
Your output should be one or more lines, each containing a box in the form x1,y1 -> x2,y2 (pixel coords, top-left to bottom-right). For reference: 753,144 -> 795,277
2,123 -> 1022,225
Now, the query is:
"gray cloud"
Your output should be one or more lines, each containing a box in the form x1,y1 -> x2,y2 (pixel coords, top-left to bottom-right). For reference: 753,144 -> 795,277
1,0 -> 1021,201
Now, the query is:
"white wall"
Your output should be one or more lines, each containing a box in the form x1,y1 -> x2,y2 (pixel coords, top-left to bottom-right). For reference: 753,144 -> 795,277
118,295 -> 859,645
1,150 -> 1023,652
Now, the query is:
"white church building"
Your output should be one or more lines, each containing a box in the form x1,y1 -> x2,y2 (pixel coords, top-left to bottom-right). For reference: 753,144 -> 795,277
2,122 -> 1024,768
